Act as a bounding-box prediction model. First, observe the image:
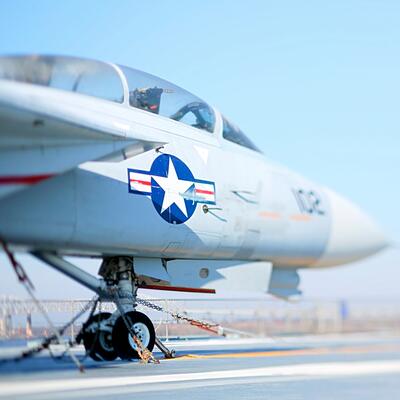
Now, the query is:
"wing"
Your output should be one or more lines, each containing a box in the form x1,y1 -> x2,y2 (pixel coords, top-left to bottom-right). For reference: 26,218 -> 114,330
0,80 -> 163,199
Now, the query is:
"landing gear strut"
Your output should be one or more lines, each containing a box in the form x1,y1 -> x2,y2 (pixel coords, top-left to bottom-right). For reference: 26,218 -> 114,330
34,253 -> 158,362
95,257 -> 155,360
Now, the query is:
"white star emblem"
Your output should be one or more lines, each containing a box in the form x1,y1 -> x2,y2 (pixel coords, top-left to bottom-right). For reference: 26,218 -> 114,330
153,158 -> 193,217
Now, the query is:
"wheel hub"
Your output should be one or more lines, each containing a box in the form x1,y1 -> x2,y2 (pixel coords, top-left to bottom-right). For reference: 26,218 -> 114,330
128,322 -> 150,349
98,331 -> 114,352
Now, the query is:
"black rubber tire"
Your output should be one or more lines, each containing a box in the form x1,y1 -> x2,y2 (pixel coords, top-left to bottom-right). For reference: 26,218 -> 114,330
82,312 -> 117,361
112,311 -> 155,360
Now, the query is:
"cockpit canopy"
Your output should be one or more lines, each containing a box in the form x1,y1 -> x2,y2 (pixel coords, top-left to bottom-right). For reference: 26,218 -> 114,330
119,65 -> 215,133
0,55 -> 216,134
0,55 -> 259,150
0,55 -> 124,103
221,115 -> 260,152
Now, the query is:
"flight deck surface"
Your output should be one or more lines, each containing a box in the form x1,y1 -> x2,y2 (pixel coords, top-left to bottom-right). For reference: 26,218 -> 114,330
0,333 -> 399,399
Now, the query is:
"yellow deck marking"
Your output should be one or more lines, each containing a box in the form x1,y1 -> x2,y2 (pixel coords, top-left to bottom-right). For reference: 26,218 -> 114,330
169,343 -> 400,361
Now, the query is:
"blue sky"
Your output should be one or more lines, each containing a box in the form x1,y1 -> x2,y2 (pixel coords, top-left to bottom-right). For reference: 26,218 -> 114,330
0,1 -> 398,299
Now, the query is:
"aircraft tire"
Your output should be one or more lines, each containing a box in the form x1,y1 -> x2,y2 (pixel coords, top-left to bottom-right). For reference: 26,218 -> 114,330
112,311 -> 155,360
82,312 -> 117,361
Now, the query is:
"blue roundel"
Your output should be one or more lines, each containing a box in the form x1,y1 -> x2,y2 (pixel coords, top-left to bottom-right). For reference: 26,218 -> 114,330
150,154 -> 197,224
127,153 -> 216,224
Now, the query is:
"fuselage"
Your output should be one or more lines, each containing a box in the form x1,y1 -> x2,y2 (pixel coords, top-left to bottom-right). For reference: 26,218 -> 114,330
0,55 -> 388,269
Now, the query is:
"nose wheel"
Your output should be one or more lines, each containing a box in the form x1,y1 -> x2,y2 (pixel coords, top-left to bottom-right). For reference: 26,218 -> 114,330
111,311 -> 155,360
81,312 -> 117,361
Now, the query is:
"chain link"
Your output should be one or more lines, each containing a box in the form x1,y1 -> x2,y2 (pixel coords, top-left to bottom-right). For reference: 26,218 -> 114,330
1,239 -> 34,289
137,298 -> 225,336
0,240 -> 100,371
1,239 -> 228,367
110,288 -> 159,364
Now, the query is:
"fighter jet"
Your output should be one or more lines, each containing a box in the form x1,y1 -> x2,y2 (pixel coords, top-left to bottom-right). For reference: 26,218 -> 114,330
0,55 -> 388,361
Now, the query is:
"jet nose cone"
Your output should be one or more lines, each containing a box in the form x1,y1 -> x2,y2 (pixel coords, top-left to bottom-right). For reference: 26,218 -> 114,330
314,189 -> 389,267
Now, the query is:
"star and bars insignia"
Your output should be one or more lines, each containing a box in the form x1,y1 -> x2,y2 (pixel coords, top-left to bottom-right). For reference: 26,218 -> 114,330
127,154 -> 216,224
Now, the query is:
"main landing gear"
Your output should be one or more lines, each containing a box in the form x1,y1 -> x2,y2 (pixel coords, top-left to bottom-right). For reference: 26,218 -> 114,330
33,253 -> 157,362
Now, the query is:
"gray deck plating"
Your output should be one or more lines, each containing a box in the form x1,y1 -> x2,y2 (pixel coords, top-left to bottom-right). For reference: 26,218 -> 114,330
0,334 -> 399,399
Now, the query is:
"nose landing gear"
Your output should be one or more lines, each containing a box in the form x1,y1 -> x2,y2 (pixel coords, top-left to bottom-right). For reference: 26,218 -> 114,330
81,312 -> 117,361
81,310 -> 156,362
80,257 -> 157,362
32,253 -> 162,363
112,311 -> 155,360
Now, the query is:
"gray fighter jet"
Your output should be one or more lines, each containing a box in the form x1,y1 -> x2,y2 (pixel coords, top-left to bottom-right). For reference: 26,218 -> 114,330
0,55 -> 388,361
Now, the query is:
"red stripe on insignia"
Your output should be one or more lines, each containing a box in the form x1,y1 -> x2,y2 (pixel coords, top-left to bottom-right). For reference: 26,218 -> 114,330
130,179 -> 151,186
195,189 -> 214,195
0,174 -> 54,185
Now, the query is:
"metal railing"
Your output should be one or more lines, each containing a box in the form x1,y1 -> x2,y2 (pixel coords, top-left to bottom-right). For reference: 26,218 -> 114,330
0,295 -> 399,339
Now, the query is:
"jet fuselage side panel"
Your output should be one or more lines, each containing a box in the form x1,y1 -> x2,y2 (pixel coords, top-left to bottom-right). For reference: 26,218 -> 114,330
0,126 -> 331,268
